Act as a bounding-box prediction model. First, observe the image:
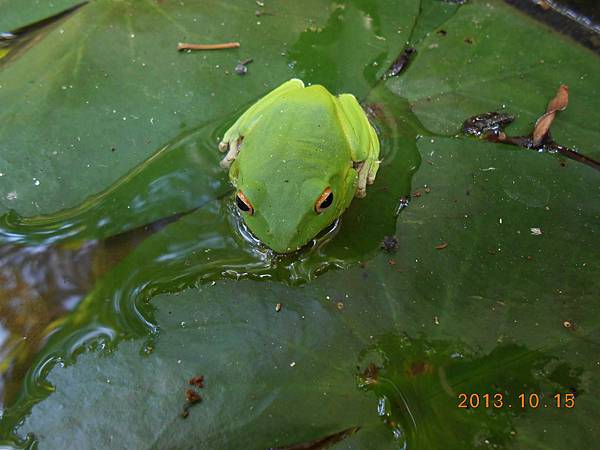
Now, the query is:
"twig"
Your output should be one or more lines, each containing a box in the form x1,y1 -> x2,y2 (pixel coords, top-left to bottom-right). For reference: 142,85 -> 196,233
177,42 -> 240,51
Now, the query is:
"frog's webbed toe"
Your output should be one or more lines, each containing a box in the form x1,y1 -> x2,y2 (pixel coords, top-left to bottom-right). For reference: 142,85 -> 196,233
218,135 -> 244,168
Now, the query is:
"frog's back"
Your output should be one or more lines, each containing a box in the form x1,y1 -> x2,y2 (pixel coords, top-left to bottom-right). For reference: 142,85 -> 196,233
247,85 -> 350,159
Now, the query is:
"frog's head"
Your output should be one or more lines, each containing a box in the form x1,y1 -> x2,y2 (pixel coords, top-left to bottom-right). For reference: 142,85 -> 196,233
230,159 -> 356,253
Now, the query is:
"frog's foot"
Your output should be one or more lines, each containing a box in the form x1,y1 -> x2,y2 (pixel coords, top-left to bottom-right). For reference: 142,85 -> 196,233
218,136 -> 244,168
355,159 -> 381,198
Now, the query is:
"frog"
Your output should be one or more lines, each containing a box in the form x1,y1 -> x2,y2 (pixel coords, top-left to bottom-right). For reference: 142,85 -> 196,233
218,78 -> 380,253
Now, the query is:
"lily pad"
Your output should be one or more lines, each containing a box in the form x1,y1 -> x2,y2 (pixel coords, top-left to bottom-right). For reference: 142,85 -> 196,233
15,134 -> 600,449
1,0 -> 599,449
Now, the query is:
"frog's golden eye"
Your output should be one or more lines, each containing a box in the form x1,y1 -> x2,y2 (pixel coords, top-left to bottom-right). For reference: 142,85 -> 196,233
236,191 -> 254,215
315,187 -> 334,213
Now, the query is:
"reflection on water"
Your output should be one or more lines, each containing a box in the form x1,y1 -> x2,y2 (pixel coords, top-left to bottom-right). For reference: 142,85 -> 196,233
0,211 -> 193,408
0,87 -> 421,444
0,242 -> 94,406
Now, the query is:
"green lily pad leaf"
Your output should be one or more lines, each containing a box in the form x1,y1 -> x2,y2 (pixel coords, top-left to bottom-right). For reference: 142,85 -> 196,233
388,0 -> 600,156
2,0 -> 600,449
409,0 -> 461,45
288,0 -> 419,93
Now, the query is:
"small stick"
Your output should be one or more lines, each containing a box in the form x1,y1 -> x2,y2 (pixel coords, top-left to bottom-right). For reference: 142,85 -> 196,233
177,42 -> 240,51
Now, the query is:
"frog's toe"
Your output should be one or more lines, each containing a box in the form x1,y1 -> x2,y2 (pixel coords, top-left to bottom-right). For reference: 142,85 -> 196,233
220,140 -> 242,168
220,157 -> 233,169
367,160 -> 381,185
218,141 -> 229,153
355,187 -> 367,198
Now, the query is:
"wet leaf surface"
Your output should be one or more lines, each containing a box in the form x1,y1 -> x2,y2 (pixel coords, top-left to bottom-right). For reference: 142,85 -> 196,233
0,0 -> 599,448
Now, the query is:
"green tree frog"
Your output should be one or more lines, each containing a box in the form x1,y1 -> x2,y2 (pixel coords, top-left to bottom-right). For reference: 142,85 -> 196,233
218,79 -> 380,253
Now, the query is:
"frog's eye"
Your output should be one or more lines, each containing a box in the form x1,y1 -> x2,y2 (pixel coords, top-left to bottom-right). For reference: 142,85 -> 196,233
315,187 -> 334,213
236,191 -> 254,215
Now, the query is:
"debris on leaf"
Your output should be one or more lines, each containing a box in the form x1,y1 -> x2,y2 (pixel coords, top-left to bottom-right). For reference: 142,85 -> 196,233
462,112 -> 514,137
381,235 -> 399,252
463,86 -> 600,171
530,228 -> 542,236
532,84 -> 569,146
275,302 -> 282,312
382,47 -> 416,79
186,389 -> 202,404
270,427 -> 360,450
255,9 -> 274,17
189,375 -> 204,388
177,41 -> 240,51
360,363 -> 380,385
180,376 -> 204,418
435,242 -> 448,250
234,58 -> 253,75
395,196 -> 410,215
536,0 -> 551,11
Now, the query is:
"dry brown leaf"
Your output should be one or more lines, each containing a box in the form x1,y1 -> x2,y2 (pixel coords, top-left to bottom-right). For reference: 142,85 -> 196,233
547,84 -> 569,112
532,84 -> 569,146
536,0 -> 551,11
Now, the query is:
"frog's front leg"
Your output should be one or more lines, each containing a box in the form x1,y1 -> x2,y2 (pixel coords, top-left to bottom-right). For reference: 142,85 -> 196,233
337,93 -> 381,198
218,78 -> 305,168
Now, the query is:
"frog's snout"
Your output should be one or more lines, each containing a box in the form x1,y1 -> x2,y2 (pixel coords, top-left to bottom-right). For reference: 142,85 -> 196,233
258,220 -> 307,254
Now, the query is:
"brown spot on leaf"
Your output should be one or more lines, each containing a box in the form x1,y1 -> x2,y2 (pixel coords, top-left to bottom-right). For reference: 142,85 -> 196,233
408,361 -> 434,377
